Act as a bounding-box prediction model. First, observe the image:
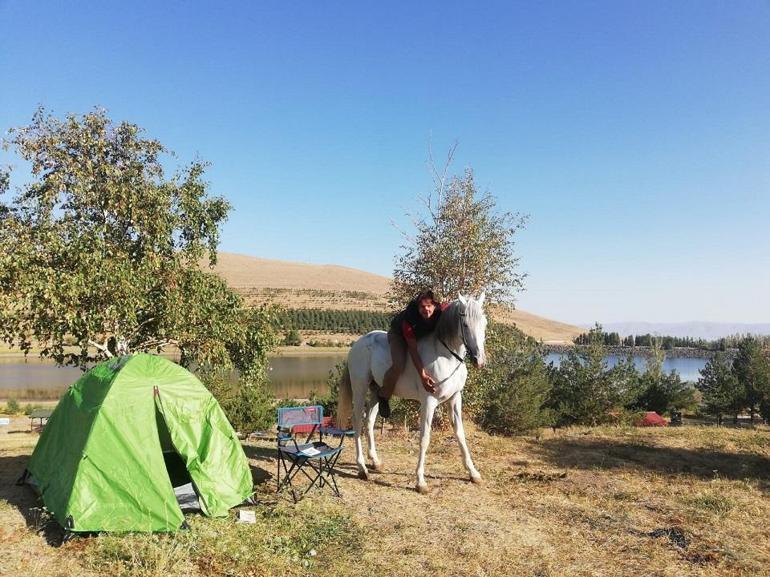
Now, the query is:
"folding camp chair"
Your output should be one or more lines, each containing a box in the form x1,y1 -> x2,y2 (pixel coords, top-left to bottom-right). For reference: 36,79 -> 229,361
276,405 -> 352,502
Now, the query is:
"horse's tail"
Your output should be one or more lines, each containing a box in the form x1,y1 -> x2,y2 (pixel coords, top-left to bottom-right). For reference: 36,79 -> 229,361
336,363 -> 353,429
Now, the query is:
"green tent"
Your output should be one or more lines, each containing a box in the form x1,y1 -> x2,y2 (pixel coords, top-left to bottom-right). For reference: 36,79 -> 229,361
26,354 -> 253,533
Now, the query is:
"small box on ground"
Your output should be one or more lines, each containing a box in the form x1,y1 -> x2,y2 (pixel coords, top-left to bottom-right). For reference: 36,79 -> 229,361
237,510 -> 256,524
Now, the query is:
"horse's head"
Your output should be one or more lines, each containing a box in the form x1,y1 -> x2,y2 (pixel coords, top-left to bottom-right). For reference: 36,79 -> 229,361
457,292 -> 487,368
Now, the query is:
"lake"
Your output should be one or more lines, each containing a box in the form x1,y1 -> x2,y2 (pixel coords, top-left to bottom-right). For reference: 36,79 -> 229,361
0,353 -> 347,401
0,351 -> 707,401
544,353 -> 707,383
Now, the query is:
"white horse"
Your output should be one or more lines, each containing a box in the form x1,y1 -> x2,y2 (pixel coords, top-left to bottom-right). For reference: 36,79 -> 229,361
337,293 -> 487,493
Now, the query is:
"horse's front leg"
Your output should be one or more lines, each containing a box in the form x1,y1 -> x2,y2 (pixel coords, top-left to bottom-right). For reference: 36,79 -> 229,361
415,395 -> 439,494
448,392 -> 481,483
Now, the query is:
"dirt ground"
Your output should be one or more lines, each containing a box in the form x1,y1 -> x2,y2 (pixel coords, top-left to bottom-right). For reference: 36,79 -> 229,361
2,418 -> 769,577
256,424 -> 770,577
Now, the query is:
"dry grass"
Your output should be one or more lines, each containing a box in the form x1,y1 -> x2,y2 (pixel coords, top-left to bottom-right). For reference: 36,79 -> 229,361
204,253 -> 391,296
2,418 -> 769,577
489,305 -> 584,344
276,424 -> 770,577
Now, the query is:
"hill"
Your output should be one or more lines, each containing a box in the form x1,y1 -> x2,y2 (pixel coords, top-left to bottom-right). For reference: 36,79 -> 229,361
205,252 -> 583,343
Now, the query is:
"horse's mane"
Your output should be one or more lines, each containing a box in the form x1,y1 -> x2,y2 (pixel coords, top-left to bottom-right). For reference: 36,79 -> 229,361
436,301 -> 460,344
436,297 -> 483,344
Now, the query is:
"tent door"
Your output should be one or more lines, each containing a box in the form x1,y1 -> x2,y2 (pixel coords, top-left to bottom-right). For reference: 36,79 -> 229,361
154,386 -> 202,512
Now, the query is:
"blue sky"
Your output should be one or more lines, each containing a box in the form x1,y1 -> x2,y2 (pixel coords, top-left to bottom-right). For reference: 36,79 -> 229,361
1,1 -> 769,324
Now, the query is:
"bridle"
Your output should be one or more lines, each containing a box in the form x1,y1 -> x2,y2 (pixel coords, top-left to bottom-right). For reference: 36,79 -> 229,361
438,306 -> 476,365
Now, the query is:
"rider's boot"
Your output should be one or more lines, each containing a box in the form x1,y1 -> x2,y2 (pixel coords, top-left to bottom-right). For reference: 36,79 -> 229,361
377,392 -> 391,419
378,370 -> 395,419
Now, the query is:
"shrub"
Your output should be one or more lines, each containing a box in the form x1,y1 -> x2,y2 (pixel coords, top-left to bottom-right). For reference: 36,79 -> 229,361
466,323 -> 552,434
479,353 -> 554,434
308,361 -> 346,419
202,372 -> 275,434
389,397 -> 429,431
630,343 -> 698,415
632,371 -> 698,415
282,329 -> 302,346
23,403 -> 44,416
549,326 -> 641,426
5,398 -> 20,414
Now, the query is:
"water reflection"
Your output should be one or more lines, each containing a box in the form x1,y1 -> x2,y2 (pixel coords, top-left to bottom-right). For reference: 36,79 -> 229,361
268,354 -> 346,399
0,352 -> 347,400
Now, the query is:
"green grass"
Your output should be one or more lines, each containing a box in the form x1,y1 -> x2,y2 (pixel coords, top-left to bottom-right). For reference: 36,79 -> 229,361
687,493 -> 735,514
83,500 -> 361,577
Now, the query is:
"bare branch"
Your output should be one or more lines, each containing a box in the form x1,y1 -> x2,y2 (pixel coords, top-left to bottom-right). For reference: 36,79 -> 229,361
127,317 -> 156,340
89,339 -> 113,357
134,338 -> 177,351
428,141 -> 458,210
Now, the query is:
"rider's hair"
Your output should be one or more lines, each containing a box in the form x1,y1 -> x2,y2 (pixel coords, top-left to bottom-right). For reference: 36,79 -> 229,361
415,289 -> 438,305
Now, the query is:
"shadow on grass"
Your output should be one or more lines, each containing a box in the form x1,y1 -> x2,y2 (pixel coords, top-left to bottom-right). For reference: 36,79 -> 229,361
241,440 -> 472,494
0,454 -> 66,546
533,437 -> 770,489
241,443 -> 277,488
242,442 -> 366,483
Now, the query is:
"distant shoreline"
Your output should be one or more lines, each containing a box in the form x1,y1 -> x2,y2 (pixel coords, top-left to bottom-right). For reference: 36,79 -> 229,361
543,343 -> 733,359
1,345 -> 349,360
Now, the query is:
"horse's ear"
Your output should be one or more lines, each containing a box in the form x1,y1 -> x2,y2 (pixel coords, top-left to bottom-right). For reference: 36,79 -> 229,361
458,293 -> 467,305
478,291 -> 486,306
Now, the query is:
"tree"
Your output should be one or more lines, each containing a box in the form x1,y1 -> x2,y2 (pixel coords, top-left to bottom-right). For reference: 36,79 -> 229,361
633,371 -> 696,415
697,352 -> 742,425
630,339 -> 696,415
548,324 -> 635,426
465,323 -> 553,434
392,151 -> 527,304
1,108 -> 279,431
1,108 -> 277,365
732,337 -> 770,423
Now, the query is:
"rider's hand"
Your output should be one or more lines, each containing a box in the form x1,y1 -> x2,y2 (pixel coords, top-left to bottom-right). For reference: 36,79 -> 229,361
420,369 -> 436,393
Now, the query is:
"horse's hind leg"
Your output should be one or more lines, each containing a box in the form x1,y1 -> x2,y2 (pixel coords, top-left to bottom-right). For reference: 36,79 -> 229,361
448,392 -> 481,483
415,395 -> 439,494
351,375 -> 370,480
365,397 -> 383,471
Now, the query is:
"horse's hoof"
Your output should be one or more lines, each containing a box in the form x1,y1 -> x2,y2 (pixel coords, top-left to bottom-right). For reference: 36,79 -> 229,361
470,474 -> 483,484
372,462 -> 384,472
357,469 -> 369,481
416,483 -> 429,494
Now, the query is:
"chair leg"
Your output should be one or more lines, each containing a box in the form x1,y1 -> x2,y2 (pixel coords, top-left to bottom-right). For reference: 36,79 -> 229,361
277,449 -> 344,502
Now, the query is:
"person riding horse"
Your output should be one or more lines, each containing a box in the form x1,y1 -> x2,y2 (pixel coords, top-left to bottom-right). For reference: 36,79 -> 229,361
378,289 -> 448,418
340,292 -> 486,492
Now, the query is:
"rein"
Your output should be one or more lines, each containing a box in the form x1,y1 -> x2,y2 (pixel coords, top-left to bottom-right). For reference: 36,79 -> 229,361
432,347 -> 467,385
439,336 -> 465,363
436,307 -> 471,373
